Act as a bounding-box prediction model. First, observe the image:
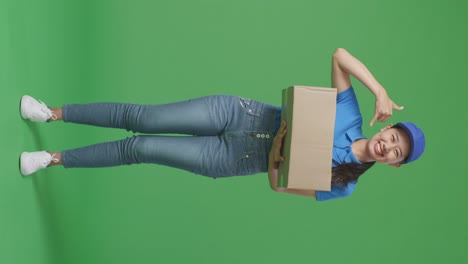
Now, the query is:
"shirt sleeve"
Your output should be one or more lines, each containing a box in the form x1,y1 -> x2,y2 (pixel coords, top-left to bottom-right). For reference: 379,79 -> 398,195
334,86 -> 363,138
337,86 -> 355,102
315,182 -> 357,202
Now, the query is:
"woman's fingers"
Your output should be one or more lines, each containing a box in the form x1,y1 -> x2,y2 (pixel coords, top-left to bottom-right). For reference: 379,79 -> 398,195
372,94 -> 405,126
379,116 -> 389,123
278,120 -> 287,137
281,126 -> 287,136
393,102 -> 404,111
370,114 -> 378,127
272,121 -> 287,162
281,120 -> 287,129
371,112 -> 392,126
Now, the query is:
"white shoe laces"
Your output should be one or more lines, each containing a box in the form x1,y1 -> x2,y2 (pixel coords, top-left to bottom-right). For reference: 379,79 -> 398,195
38,99 -> 58,121
44,153 -> 60,167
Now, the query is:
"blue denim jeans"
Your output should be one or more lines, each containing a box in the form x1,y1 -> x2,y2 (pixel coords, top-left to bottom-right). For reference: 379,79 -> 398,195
61,95 -> 281,178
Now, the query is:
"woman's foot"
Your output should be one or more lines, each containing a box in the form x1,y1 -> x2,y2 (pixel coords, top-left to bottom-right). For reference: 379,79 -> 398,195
20,95 -> 59,122
20,151 -> 61,176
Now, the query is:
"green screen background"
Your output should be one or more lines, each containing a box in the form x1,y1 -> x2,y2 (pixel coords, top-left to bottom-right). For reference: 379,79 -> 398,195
2,0 -> 467,263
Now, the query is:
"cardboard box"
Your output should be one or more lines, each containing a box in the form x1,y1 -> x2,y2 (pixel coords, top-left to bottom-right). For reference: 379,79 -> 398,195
278,86 -> 337,191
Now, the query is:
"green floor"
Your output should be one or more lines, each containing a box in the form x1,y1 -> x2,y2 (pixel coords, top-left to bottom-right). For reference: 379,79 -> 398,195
2,0 -> 467,264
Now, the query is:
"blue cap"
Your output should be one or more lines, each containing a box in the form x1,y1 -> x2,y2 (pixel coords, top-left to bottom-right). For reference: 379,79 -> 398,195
394,122 -> 426,164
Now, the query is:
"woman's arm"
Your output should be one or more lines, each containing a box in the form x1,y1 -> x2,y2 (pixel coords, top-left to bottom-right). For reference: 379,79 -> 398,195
332,48 -> 404,126
268,121 -> 316,198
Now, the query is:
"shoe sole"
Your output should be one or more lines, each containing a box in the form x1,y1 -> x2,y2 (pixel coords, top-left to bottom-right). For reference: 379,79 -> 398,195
20,98 -> 27,176
19,152 -> 31,176
20,96 -> 23,119
20,96 -> 27,120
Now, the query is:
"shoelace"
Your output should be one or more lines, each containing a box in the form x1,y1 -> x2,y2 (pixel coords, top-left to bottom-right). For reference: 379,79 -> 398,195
43,153 -> 60,167
38,99 -> 58,121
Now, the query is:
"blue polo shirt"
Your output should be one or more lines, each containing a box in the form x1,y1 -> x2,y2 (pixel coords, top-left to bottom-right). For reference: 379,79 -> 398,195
276,87 -> 366,201
316,87 -> 366,201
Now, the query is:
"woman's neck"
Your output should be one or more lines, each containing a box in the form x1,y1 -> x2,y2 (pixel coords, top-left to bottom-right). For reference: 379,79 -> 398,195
351,139 -> 374,163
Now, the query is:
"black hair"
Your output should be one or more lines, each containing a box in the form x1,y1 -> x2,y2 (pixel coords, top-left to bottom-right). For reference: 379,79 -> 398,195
331,161 -> 375,186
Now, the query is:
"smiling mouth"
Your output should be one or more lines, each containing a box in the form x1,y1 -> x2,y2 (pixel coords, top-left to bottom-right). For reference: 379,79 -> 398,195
375,141 -> 384,157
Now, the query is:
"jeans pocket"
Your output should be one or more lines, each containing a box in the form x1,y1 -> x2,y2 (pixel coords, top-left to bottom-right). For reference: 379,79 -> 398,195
235,148 -> 266,176
239,97 -> 260,117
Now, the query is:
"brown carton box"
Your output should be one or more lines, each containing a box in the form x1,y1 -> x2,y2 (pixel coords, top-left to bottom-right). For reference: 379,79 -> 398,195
278,86 -> 337,191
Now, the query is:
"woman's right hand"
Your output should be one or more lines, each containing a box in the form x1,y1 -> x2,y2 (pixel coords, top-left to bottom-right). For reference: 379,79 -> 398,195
270,120 -> 288,164
370,89 -> 404,126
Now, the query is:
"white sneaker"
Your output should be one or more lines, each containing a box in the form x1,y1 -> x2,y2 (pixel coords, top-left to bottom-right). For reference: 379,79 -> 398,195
21,95 -> 57,122
20,151 -> 59,176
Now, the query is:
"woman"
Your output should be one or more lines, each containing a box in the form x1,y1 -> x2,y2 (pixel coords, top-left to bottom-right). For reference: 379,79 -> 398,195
19,48 -> 425,201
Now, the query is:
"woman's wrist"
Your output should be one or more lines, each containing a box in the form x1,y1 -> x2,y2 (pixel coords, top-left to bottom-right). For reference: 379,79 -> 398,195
268,151 -> 279,169
373,84 -> 388,99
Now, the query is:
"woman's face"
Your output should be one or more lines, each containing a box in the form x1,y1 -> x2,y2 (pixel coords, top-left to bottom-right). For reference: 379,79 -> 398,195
367,126 -> 411,166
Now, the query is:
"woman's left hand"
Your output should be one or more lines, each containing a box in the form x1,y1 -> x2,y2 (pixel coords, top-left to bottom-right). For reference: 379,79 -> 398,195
370,90 -> 404,126
270,120 -> 287,164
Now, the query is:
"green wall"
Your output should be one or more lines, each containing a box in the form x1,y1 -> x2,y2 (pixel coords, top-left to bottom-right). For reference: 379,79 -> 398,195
2,0 -> 467,263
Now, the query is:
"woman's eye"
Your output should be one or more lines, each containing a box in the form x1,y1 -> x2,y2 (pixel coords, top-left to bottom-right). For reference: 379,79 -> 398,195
392,135 -> 395,142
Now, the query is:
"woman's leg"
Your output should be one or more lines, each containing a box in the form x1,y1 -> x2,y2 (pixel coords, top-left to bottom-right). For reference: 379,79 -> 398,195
42,96 -> 280,177
55,135 -> 234,177
31,97 -> 277,177
58,95 -> 240,136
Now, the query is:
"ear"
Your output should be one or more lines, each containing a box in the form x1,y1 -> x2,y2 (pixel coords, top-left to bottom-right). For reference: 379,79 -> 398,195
380,123 -> 393,132
388,163 -> 401,168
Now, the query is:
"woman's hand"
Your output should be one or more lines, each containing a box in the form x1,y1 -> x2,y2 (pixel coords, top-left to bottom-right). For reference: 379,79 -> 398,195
268,120 -> 287,190
270,120 -> 288,166
370,90 -> 404,126
331,48 -> 404,126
